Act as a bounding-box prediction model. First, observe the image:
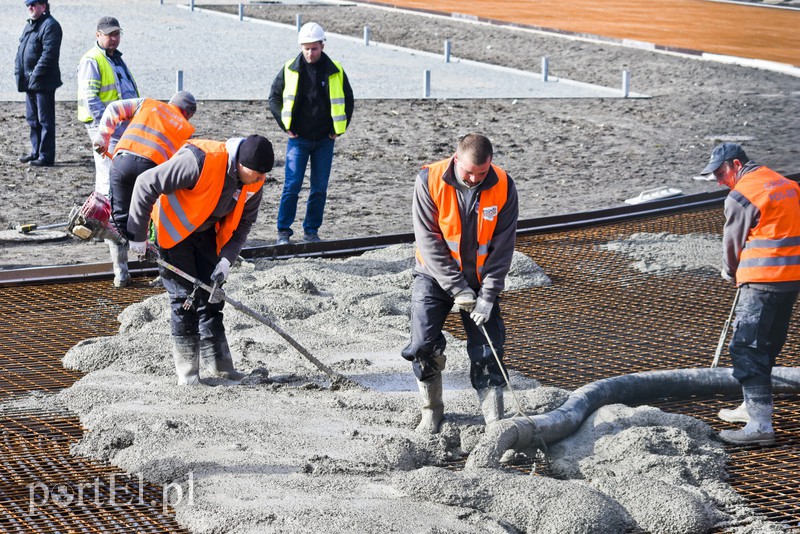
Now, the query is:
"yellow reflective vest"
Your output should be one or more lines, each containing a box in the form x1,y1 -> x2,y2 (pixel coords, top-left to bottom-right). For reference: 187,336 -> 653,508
280,58 -> 347,135
77,47 -> 136,123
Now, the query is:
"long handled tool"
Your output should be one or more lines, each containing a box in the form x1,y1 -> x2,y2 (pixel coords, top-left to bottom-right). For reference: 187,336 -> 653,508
155,255 -> 358,389
16,221 -> 68,234
711,287 -> 741,368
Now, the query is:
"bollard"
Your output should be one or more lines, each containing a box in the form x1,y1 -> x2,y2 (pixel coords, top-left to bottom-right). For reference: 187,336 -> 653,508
423,70 -> 430,98
239,3 -> 244,21
296,14 -> 302,33
541,56 -> 549,82
159,0 -> 163,5
364,26 -> 370,46
176,70 -> 184,92
622,70 -> 631,98
444,40 -> 451,63
190,0 -> 194,12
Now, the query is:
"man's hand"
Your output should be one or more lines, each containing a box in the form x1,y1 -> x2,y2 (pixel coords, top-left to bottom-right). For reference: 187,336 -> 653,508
93,143 -> 108,156
720,269 -> 735,284
211,257 -> 231,284
453,288 -> 477,312
470,298 -> 493,326
129,240 -> 147,257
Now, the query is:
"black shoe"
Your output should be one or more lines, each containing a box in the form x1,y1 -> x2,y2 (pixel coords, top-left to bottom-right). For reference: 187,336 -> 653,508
29,159 -> 54,167
19,154 -> 37,163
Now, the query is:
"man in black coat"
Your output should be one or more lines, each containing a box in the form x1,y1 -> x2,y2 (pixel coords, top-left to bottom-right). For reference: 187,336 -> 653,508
15,0 -> 62,167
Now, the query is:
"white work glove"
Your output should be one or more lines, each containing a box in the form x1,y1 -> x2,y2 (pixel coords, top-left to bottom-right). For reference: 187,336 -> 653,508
211,257 -> 231,284
453,288 -> 477,312
129,240 -> 147,257
720,269 -> 735,283
470,298 -> 493,326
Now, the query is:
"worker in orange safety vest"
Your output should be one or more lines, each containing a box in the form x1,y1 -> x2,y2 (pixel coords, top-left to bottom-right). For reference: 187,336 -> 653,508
93,91 -> 197,288
699,142 -> 800,446
402,133 -> 519,434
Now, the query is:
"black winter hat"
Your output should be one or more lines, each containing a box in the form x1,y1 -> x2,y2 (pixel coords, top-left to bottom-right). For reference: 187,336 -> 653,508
238,135 -> 274,173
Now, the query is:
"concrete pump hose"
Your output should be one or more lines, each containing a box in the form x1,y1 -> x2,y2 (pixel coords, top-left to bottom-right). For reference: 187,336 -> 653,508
466,366 -> 800,469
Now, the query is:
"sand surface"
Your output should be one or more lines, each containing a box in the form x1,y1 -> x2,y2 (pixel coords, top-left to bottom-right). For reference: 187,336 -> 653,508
2,2 -> 799,268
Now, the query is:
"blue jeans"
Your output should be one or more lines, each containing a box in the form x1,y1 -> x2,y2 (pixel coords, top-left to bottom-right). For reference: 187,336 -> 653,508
277,135 -> 335,236
25,90 -> 56,163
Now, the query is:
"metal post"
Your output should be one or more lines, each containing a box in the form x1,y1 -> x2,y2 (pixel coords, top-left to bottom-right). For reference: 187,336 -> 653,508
541,57 -> 549,82
238,3 -> 244,21
444,40 -> 451,63
423,70 -> 430,98
176,70 -> 184,92
364,26 -> 370,46
159,0 -> 163,5
296,14 -> 302,32
622,70 -> 631,98
190,0 -> 194,12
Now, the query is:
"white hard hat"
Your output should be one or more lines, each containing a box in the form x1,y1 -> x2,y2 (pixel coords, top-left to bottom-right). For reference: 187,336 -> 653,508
298,22 -> 326,44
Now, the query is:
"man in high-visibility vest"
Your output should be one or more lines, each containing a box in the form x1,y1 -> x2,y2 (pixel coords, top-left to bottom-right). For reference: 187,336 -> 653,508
402,134 -> 519,434
77,15 -> 138,195
268,22 -> 354,246
126,135 -> 274,386
700,142 -> 800,446
92,91 -> 197,288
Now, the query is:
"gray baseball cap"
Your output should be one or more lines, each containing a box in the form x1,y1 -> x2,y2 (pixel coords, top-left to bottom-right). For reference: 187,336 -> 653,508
699,142 -> 748,178
97,16 -> 122,33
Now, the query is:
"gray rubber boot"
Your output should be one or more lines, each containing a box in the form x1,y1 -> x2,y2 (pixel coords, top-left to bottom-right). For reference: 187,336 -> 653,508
415,373 -> 444,434
719,385 -> 775,446
107,239 -> 130,288
199,337 -> 246,381
172,335 -> 201,386
718,401 -> 750,423
477,386 -> 505,425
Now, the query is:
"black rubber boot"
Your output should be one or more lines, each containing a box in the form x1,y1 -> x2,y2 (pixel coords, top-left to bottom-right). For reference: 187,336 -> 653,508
172,335 -> 200,386
476,386 -> 505,425
415,373 -> 444,434
199,337 -> 246,381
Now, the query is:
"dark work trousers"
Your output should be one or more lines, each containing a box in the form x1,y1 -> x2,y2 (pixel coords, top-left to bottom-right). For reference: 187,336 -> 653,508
402,272 -> 506,389
730,285 -> 798,388
159,228 -> 225,340
25,90 -> 56,163
109,153 -> 156,239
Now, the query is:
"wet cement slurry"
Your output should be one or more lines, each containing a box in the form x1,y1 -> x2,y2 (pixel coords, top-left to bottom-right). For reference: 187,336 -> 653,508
361,0 -> 800,66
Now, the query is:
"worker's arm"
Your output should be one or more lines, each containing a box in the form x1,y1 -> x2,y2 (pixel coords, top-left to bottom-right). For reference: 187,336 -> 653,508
126,148 -> 201,241
722,191 -> 759,280
218,188 -> 263,264
92,97 -> 144,151
477,176 -> 519,304
267,67 -> 286,131
77,56 -> 107,124
412,169 -> 470,295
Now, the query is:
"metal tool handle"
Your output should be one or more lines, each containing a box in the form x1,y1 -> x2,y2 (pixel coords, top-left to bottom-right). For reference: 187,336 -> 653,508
711,287 -> 741,369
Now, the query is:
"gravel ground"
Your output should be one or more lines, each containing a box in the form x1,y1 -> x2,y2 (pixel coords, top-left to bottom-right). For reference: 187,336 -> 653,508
1,1 -> 798,269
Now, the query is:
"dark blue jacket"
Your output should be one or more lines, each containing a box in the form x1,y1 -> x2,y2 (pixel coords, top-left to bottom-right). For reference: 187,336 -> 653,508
15,12 -> 62,92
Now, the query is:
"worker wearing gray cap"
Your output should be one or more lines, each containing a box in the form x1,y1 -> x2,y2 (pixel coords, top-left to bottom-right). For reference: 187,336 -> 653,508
268,22 -> 354,246
92,91 -> 198,288
403,133 -> 519,434
77,15 -> 139,196
699,142 -> 800,446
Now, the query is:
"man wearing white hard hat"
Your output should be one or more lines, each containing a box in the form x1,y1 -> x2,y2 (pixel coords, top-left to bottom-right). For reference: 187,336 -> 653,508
268,22 -> 354,245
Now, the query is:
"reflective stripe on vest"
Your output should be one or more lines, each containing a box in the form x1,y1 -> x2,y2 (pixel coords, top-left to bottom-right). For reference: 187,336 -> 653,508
77,48 -> 119,123
418,157 -> 509,282
735,167 -> 800,284
114,99 -> 195,164
280,58 -> 348,135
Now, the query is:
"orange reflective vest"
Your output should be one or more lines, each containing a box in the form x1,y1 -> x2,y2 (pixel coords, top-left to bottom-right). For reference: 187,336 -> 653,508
735,167 -> 800,284
418,157 -> 509,282
114,99 -> 195,164
151,140 -> 263,254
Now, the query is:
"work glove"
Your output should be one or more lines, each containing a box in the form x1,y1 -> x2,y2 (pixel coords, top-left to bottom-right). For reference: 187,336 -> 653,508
720,269 -> 735,284
470,298 -> 493,327
93,143 -> 108,156
129,240 -> 148,257
211,257 -> 231,284
453,288 -> 477,312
